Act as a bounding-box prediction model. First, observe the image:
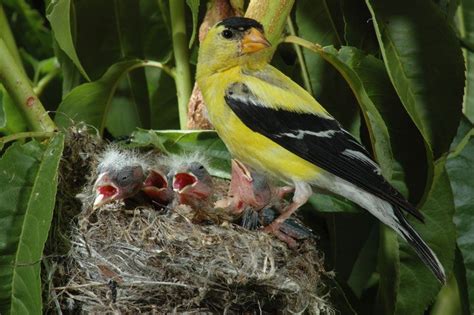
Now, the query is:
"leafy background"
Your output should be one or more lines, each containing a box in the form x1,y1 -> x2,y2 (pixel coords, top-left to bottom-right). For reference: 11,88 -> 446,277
0,0 -> 472,314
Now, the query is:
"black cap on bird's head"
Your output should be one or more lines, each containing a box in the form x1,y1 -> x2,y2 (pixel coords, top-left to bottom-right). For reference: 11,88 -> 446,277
217,17 -> 264,32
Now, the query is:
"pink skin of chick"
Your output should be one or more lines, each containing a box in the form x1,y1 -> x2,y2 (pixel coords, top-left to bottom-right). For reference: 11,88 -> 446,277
219,159 -> 303,247
218,159 -> 293,215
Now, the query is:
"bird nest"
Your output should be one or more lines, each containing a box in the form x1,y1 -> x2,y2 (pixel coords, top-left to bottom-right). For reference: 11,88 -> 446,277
45,127 -> 333,314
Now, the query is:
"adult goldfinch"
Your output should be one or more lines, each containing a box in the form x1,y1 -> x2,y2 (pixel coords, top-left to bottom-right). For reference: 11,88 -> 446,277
196,17 -> 445,283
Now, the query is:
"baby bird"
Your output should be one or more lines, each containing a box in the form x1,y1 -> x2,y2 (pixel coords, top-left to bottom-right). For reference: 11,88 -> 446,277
223,159 -> 307,246
170,160 -> 214,209
218,159 -> 292,214
93,148 -> 148,209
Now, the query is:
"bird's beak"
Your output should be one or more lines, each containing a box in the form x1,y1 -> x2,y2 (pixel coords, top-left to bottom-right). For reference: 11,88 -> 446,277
241,27 -> 271,54
231,159 -> 252,182
173,172 -> 198,194
228,159 -> 255,212
173,172 -> 212,199
93,172 -> 119,209
228,159 -> 271,210
142,169 -> 172,203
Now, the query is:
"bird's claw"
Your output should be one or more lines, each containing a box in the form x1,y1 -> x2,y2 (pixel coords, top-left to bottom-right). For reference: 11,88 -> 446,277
262,222 -> 298,248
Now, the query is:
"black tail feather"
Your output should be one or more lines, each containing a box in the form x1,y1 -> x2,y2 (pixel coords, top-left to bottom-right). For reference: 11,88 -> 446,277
393,208 -> 446,284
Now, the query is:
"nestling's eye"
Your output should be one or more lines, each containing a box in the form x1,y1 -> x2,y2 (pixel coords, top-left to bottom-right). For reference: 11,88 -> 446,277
222,29 -> 234,39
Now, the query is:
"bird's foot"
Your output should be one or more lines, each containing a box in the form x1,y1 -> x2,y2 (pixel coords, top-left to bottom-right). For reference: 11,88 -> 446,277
263,221 -> 297,248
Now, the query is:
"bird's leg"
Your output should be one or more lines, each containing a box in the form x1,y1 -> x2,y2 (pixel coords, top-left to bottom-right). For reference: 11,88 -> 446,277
263,181 -> 312,234
275,186 -> 294,200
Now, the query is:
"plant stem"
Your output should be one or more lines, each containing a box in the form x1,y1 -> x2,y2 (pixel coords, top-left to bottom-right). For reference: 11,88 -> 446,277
0,39 -> 56,132
286,16 -> 312,94
169,0 -> 192,130
245,0 -> 295,60
0,4 -> 26,77
0,131 -> 56,147
146,60 -> 175,79
34,67 -> 61,97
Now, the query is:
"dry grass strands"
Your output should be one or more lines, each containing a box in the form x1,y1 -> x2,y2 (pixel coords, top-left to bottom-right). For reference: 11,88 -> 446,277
62,206 -> 330,314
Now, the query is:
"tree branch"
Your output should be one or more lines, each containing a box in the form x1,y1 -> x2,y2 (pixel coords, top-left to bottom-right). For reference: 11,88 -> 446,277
245,0 -> 295,60
0,4 -> 26,77
0,39 -> 56,132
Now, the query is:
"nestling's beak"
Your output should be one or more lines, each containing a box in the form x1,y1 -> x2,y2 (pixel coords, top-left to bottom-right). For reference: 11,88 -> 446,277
228,159 -> 272,211
142,169 -> 172,204
231,159 -> 252,182
173,172 -> 212,199
173,172 -> 198,194
93,172 -> 119,209
241,27 -> 271,54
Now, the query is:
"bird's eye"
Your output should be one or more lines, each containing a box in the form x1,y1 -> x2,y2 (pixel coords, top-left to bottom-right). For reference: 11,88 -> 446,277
222,29 -> 234,39
198,165 -> 204,169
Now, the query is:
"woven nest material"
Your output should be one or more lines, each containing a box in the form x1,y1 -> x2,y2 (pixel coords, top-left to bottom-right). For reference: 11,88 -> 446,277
45,128 -> 333,314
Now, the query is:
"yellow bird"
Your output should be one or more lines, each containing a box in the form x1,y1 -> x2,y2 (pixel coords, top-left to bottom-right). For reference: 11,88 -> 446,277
196,17 -> 445,283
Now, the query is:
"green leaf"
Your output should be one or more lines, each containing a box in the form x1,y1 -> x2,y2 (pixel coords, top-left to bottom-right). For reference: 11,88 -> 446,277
0,86 -> 28,135
319,46 -> 394,178
2,0 -> 53,59
53,40 -> 83,96
430,270 -> 463,315
453,246 -> 472,315
433,0 -> 460,23
308,194 -> 361,214
283,41 -> 396,181
55,59 -> 146,134
148,68 -> 179,129
142,0 -> 173,62
0,4 -> 24,70
396,160 -> 455,314
186,0 -> 200,48
447,117 -> 474,310
461,0 -> 474,123
106,96 -> 141,138
130,129 -> 231,179
295,0 -> 361,132
46,0 -> 90,81
366,0 -> 465,160
378,160 -> 456,315
50,0 -> 152,129
348,224 -> 379,298
376,225 -> 400,315
0,134 -> 65,314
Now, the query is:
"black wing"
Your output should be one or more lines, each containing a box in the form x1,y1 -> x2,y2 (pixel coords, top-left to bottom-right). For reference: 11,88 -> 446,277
225,82 -> 424,222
